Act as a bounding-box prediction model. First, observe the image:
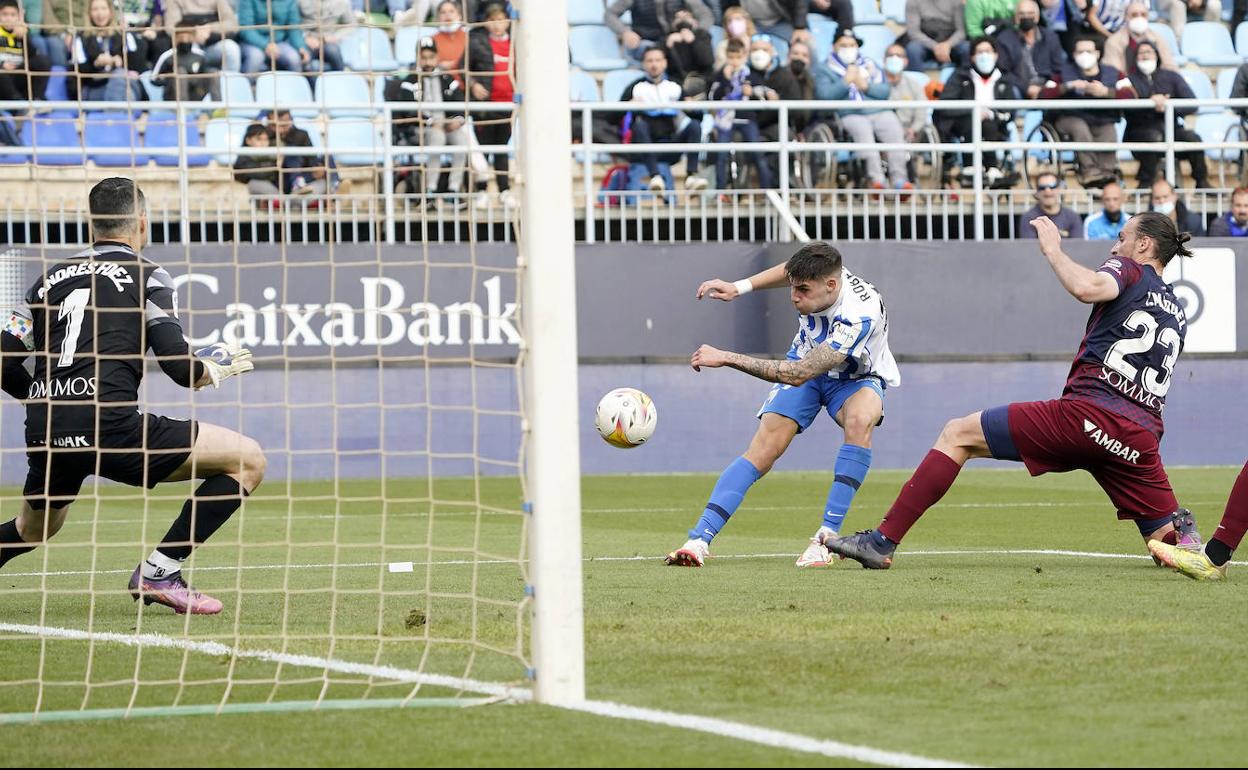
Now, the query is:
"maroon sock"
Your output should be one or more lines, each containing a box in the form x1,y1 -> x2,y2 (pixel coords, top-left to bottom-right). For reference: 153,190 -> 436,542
879,450 -> 962,544
1214,461 -> 1248,552
1160,528 -> 1178,546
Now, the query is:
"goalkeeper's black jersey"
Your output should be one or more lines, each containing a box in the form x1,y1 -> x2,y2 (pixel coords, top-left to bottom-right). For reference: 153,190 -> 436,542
7,241 -> 183,446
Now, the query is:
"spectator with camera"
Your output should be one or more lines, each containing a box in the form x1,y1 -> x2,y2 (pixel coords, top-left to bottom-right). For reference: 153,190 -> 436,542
663,6 -> 713,96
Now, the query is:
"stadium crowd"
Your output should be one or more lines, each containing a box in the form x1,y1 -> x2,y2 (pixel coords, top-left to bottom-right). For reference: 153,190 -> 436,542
2,0 -> 1248,233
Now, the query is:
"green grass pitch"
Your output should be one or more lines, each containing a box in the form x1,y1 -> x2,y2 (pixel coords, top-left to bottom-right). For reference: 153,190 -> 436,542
3,467 -> 1247,767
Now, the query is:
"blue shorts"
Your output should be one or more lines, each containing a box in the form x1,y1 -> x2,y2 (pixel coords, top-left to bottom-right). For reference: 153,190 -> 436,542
757,376 -> 885,434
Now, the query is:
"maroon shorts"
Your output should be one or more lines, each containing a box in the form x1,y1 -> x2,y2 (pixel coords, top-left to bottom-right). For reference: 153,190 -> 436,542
980,398 -> 1177,525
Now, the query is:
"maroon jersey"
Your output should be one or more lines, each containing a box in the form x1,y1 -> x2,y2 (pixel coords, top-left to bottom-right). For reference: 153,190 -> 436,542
1061,256 -> 1186,437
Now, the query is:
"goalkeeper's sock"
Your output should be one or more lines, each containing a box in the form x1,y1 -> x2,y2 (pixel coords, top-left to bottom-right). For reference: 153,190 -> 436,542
822,444 -> 872,533
155,476 -> 248,562
0,519 -> 35,569
689,457 -> 761,543
878,449 -> 962,544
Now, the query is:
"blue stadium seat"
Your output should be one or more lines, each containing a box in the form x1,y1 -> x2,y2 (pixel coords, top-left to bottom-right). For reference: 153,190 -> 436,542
1236,20 -> 1248,53
808,16 -> 837,63
0,115 -> 24,163
44,64 -> 69,104
1115,118 -> 1132,161
1181,21 -> 1240,66
219,72 -> 258,118
851,0 -> 885,25
1148,22 -> 1187,66
569,25 -> 628,70
144,110 -> 210,167
771,37 -> 789,63
204,117 -> 252,165
83,111 -> 147,167
255,71 -> 317,119
1195,111 -> 1241,160
340,26 -> 399,71
326,118 -> 385,165
568,0 -> 603,26
21,113 -> 83,165
138,70 -> 164,102
601,67 -> 643,101
855,24 -> 895,66
316,72 -> 374,117
939,64 -> 956,84
394,25 -> 426,68
1179,68 -> 1220,113
880,0 -> 906,23
569,68 -> 600,101
709,24 -> 725,50
1217,66 -> 1239,99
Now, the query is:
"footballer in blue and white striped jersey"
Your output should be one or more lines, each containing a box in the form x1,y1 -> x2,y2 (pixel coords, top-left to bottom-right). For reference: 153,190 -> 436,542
785,268 -> 900,388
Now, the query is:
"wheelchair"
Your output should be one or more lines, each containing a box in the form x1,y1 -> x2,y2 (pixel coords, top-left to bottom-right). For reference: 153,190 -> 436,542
794,114 -> 942,190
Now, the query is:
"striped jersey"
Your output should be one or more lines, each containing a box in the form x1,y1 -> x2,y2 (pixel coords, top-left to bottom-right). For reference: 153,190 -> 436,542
786,268 -> 900,387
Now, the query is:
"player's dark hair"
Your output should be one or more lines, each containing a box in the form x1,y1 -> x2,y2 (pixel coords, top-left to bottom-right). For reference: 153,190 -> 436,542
785,242 -> 843,283
1132,211 -> 1193,266
88,177 -> 146,238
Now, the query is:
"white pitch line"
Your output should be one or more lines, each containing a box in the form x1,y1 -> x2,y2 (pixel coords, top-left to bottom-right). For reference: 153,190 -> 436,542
7,549 -> 1245,579
0,622 -> 972,768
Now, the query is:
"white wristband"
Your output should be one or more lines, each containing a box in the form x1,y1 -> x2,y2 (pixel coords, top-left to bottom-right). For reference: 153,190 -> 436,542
733,279 -> 754,296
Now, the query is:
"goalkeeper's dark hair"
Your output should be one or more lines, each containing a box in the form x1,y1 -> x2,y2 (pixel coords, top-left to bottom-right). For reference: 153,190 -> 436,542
785,242 -> 843,283
88,177 -> 146,238
1133,211 -> 1194,266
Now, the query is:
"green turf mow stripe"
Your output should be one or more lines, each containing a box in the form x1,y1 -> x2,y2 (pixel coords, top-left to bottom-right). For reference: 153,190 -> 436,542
0,696 -> 501,726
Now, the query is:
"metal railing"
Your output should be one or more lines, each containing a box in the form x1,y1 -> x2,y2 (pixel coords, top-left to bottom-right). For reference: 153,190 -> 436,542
3,97 -> 1247,244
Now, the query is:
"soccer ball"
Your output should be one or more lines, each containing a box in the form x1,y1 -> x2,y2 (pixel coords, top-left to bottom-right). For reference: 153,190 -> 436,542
594,388 -> 657,448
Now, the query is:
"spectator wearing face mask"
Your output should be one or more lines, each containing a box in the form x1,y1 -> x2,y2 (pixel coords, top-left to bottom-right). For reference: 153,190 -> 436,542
708,36 -> 772,189
1102,1 -> 1176,73
663,6 -> 714,96
1208,187 -> 1248,236
903,0 -> 968,71
604,0 -> 713,64
819,27 -> 912,193
714,5 -> 754,70
1039,35 -> 1129,189
747,34 -> 803,139
936,36 -> 1019,189
623,46 -> 707,192
1121,40 -> 1208,190
880,44 -> 926,142
996,1 -> 1067,99
1084,180 -> 1129,239
1149,178 -> 1204,235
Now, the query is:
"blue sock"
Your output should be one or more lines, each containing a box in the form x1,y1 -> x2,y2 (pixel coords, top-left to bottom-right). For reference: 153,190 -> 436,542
689,457 -> 762,543
822,444 -> 872,533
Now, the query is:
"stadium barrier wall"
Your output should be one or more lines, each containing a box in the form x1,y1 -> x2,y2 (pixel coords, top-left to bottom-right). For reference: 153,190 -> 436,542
0,241 -> 1242,482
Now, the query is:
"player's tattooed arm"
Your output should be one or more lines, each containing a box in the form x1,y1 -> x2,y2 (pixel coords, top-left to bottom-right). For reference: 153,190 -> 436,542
691,343 -> 847,385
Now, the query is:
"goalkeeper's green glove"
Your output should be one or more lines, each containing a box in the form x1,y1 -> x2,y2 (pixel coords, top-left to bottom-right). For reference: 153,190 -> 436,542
195,342 -> 254,390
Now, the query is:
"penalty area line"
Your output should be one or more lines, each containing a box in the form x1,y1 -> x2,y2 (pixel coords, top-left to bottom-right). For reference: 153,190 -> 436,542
0,622 -> 973,768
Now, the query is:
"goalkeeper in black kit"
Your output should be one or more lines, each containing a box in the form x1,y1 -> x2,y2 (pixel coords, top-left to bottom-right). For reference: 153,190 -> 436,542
0,178 -> 264,615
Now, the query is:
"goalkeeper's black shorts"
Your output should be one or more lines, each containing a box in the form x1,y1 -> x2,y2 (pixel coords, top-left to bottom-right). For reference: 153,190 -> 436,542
23,414 -> 198,509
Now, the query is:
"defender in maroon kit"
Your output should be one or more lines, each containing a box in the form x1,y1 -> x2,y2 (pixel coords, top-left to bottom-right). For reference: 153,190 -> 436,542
830,212 -> 1200,569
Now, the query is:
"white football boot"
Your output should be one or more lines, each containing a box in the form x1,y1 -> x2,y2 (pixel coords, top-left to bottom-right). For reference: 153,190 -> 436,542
664,538 -> 710,567
795,527 -> 839,568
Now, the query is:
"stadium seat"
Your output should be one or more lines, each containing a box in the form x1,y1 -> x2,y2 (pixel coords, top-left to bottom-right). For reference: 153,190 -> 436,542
880,0 -> 906,23
569,25 -> 628,70
567,0 -> 604,26
21,113 -> 83,165
1217,66 -> 1239,99
83,111 -> 147,167
340,26 -> 400,71
138,70 -> 164,102
1195,111 -> 1241,160
1236,20 -> 1248,53
394,25 -> 426,68
1179,68 -> 1221,114
855,24 -> 895,65
808,16 -> 837,63
1148,22 -> 1187,66
709,24 -> 725,50
1115,118 -> 1132,161
601,67 -> 643,101
316,71 -> 374,117
325,118 -> 385,165
1180,21 -> 1240,66
255,71 -> 317,119
569,68 -> 600,101
144,110 -> 210,167
851,0 -> 885,24
44,64 -> 69,104
204,117 -> 252,165
219,72 -> 258,118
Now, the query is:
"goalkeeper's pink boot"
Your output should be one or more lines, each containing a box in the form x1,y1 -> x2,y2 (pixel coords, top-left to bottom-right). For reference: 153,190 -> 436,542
128,566 -> 223,615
